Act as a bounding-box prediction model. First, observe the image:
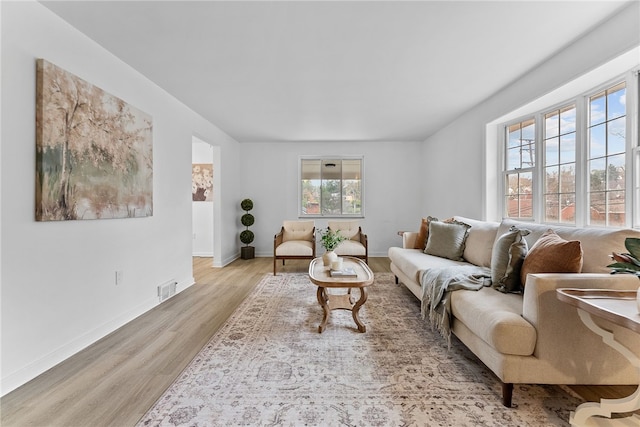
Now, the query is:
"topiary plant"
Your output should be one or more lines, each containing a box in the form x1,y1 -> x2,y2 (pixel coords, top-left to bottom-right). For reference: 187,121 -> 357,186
241,198 -> 253,212
240,198 -> 255,259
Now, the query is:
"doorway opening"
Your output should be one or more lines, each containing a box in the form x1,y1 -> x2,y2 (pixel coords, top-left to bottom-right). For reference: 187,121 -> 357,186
192,136 -> 215,260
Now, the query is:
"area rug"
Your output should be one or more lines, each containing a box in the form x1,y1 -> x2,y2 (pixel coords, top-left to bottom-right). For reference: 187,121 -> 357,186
137,273 -> 580,426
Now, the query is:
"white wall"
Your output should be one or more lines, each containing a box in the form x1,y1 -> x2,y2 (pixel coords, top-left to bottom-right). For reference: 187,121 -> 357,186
0,1 -> 241,395
192,138 -> 214,257
421,2 -> 640,222
240,141 -> 424,257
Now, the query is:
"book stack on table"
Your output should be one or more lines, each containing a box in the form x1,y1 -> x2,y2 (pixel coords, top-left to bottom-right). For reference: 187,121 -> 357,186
330,267 -> 358,277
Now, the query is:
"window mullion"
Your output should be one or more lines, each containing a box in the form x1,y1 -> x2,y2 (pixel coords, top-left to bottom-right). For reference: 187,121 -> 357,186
629,70 -> 639,227
575,97 -> 588,227
533,112 -> 543,222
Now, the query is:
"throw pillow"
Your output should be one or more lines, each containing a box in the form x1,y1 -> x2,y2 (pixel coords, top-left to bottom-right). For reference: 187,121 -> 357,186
491,225 -> 530,293
424,219 -> 471,261
414,216 -> 438,250
520,229 -> 583,287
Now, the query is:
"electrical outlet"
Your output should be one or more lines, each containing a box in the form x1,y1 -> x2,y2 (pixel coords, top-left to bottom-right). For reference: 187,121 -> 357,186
116,270 -> 124,285
193,233 -> 197,240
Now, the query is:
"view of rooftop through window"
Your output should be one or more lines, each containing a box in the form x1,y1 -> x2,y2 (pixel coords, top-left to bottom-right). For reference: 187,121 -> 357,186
505,119 -> 535,219
544,104 -> 576,224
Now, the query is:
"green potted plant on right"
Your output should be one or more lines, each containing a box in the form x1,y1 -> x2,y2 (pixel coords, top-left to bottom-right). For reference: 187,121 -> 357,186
608,237 -> 640,276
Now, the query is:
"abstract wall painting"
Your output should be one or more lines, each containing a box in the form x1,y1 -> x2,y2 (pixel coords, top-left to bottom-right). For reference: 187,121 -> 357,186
35,59 -> 153,221
192,164 -> 213,202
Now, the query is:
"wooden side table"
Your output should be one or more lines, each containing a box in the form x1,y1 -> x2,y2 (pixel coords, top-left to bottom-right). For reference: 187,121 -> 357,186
556,288 -> 640,426
308,256 -> 374,333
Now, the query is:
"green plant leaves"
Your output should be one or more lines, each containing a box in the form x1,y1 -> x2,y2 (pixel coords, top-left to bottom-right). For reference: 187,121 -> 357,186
625,238 -> 640,261
320,228 -> 346,251
240,230 -> 254,245
241,213 -> 254,227
240,198 -> 253,211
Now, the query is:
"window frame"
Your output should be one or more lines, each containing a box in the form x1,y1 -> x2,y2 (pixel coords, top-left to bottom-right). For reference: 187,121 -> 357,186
586,80 -> 629,227
502,117 -> 536,221
542,102 -> 578,225
498,70 -> 637,228
298,155 -> 365,218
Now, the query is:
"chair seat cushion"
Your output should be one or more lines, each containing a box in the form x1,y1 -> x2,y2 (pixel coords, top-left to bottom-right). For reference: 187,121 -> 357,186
276,240 -> 314,256
334,240 -> 366,256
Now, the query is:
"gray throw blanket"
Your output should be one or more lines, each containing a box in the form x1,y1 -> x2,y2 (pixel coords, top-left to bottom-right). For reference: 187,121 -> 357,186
420,265 -> 491,348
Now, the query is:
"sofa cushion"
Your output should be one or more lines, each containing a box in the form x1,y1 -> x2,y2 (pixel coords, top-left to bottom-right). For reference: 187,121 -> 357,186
491,225 -> 530,293
425,220 -> 471,261
453,216 -> 500,267
497,219 -> 640,274
451,287 -> 536,356
414,216 -> 438,250
520,229 -> 583,287
388,247 -> 468,284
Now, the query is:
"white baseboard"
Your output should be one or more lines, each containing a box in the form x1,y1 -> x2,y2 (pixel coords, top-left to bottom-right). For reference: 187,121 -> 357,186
1,276 -> 195,396
192,251 -> 213,257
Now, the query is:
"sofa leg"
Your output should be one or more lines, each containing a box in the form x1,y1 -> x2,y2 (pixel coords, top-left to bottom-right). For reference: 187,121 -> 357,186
394,276 -> 398,285
502,382 -> 513,407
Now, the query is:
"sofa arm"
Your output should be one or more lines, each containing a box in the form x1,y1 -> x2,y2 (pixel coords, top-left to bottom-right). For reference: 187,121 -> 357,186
522,273 -> 640,360
401,232 -> 418,249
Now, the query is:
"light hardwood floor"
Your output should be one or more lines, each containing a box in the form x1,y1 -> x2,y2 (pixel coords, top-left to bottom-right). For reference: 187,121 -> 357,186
1,257 -> 634,426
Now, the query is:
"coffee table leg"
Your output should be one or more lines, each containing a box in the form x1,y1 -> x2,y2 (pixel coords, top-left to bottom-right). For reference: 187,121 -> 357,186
317,286 -> 330,333
352,287 -> 368,333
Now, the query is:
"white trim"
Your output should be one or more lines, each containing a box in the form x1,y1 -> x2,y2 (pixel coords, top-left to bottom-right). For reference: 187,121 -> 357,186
629,70 -> 640,228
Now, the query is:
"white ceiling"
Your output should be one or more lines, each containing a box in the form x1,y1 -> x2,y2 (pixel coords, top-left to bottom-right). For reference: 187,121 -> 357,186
41,1 -> 632,143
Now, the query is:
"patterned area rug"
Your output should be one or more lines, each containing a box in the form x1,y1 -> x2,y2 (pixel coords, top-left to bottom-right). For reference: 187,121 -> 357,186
138,273 -> 580,426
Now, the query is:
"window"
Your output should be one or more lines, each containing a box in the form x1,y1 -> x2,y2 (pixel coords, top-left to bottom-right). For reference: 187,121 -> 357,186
300,157 -> 363,217
500,76 -> 635,227
544,104 -> 576,224
504,119 -> 535,219
588,82 -> 627,227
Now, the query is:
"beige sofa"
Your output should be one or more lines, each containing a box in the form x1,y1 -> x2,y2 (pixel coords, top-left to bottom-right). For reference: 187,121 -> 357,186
388,216 -> 640,407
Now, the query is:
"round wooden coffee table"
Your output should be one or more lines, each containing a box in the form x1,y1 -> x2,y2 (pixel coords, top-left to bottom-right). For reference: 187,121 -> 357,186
308,256 -> 374,333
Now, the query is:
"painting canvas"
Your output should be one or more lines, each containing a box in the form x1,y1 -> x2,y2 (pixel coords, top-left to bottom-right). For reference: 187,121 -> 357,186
192,164 -> 213,202
36,59 -> 153,221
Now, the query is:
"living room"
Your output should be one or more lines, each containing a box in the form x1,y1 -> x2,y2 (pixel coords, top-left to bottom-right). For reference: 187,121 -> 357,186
2,0 -> 640,425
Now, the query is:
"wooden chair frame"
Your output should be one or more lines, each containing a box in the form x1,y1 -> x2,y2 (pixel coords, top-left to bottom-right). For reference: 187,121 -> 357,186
273,226 -> 316,275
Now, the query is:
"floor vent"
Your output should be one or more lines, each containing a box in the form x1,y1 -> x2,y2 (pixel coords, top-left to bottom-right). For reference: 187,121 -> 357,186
158,280 -> 177,303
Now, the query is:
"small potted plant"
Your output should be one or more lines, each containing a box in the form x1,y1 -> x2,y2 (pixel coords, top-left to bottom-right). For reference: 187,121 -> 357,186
319,228 -> 346,266
608,237 -> 640,312
608,237 -> 640,276
240,198 -> 255,259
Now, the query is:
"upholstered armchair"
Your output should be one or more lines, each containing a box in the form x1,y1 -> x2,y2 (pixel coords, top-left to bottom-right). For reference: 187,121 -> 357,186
273,220 -> 316,275
327,220 -> 368,264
